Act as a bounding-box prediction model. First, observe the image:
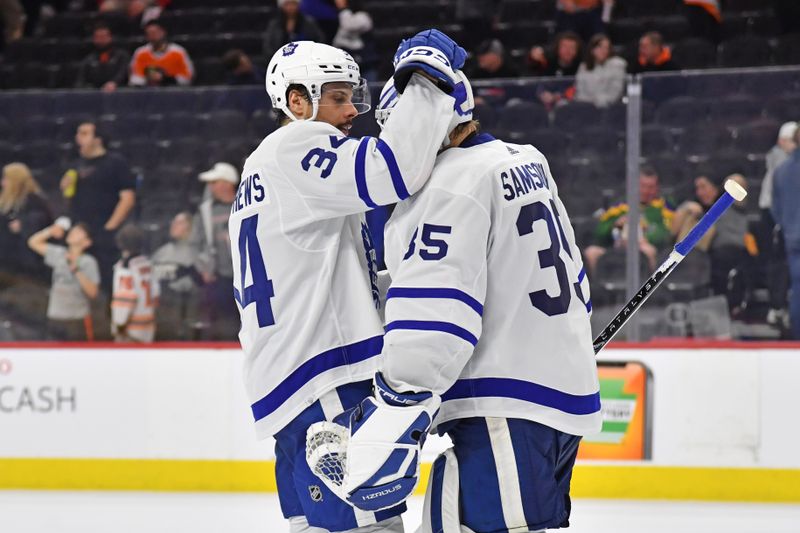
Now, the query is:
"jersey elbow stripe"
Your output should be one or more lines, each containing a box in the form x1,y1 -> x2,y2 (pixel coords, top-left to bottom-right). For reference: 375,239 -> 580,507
386,287 -> 483,316
375,140 -> 410,200
355,138 -> 379,208
385,320 -> 478,346
249,335 -> 383,422
442,377 -> 601,416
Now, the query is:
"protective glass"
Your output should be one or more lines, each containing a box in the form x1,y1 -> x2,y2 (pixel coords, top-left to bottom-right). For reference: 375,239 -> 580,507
317,78 -> 371,114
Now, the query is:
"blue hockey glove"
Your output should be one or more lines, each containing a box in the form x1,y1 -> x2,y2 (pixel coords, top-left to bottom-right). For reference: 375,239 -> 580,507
393,29 -> 467,94
306,373 -> 440,512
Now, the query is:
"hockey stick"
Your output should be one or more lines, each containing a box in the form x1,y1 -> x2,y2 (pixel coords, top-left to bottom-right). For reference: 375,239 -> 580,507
592,179 -> 748,354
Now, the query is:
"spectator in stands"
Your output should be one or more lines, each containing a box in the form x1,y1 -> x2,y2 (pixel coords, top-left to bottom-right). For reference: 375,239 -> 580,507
574,33 -> 626,107
301,0 -> 339,43
61,121 -> 136,294
28,220 -> 100,341
760,122 -> 796,326
683,0 -> 721,44
526,31 -> 583,77
191,163 -> 239,340
152,211 -> 200,340
0,0 -> 24,51
555,0 -> 614,43
263,0 -> 325,61
99,0 -> 164,24
332,0 -> 378,81
772,129 -> 800,339
111,224 -> 158,343
221,49 -> 265,86
584,167 -> 673,274
129,19 -> 194,87
672,174 -> 751,310
75,23 -> 130,92
468,38 -> 520,80
630,31 -> 678,74
0,163 -> 53,281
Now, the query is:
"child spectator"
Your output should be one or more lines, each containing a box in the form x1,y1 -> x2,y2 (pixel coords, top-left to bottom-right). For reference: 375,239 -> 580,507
129,19 -> 194,87
527,31 -> 583,77
75,23 -> 130,92
152,212 -> 200,340
584,168 -> 674,274
111,224 -> 158,343
574,33 -> 626,107
28,220 -> 100,341
0,163 -> 53,281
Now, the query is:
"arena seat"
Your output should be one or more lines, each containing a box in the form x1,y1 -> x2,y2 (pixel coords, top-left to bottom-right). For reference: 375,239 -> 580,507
497,101 -> 549,139
672,38 -> 718,70
733,120 -> 780,155
655,96 -> 709,127
718,36 -> 772,68
708,94 -> 764,124
553,101 -> 603,132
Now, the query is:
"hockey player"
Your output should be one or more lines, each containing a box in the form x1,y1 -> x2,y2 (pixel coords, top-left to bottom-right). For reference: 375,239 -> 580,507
309,74 -> 602,531
229,32 -> 467,533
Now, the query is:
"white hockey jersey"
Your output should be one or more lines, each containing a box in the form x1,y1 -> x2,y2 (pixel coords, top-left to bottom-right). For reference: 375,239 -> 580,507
230,75 -> 454,439
382,133 -> 602,436
111,255 -> 159,343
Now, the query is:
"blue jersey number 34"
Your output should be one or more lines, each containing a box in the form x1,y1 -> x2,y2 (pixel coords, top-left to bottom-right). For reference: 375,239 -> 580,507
233,214 -> 276,327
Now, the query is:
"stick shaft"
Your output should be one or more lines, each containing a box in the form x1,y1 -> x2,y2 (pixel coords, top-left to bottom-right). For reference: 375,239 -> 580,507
592,191 -> 737,354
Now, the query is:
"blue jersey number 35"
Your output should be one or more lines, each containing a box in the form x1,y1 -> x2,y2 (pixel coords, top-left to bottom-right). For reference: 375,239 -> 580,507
234,214 -> 276,327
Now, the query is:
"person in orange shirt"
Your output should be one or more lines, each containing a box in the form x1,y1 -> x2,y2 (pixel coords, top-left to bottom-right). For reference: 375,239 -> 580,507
111,224 -> 159,343
129,19 -> 194,86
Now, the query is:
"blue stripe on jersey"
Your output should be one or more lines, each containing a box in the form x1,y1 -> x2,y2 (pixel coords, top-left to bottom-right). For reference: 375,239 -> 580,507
429,454 -> 447,533
386,287 -> 484,315
355,138 -> 379,208
442,377 -> 600,416
379,86 -> 399,109
386,320 -> 478,346
578,267 -> 586,283
585,299 -> 593,313
250,335 -> 383,422
375,139 -> 410,200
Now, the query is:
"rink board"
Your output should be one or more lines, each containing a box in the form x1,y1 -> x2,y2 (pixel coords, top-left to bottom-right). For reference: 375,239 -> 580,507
1,342 -> 800,501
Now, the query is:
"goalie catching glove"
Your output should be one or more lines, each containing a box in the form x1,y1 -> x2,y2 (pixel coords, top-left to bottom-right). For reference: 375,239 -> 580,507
306,373 -> 440,512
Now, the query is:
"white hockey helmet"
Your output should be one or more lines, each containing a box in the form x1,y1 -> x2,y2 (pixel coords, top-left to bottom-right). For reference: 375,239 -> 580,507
375,71 -> 475,146
266,41 -> 371,121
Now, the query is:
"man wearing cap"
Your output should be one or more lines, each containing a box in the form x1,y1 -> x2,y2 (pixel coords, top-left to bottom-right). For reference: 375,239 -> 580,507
772,127 -> 800,340
191,162 -> 239,340
761,122 -> 797,328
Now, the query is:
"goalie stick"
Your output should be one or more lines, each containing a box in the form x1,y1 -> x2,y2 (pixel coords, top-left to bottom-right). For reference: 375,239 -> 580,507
592,179 -> 748,354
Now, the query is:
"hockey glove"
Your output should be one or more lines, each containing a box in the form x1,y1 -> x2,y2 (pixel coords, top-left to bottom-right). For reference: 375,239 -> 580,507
306,373 -> 440,512
393,29 -> 467,94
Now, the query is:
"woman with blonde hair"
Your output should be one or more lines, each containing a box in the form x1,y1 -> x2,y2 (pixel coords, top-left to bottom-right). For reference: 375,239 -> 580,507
0,163 -> 53,279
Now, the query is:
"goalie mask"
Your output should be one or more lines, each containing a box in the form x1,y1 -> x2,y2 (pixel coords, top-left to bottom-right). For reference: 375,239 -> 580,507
375,70 -> 475,147
266,41 -> 371,122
